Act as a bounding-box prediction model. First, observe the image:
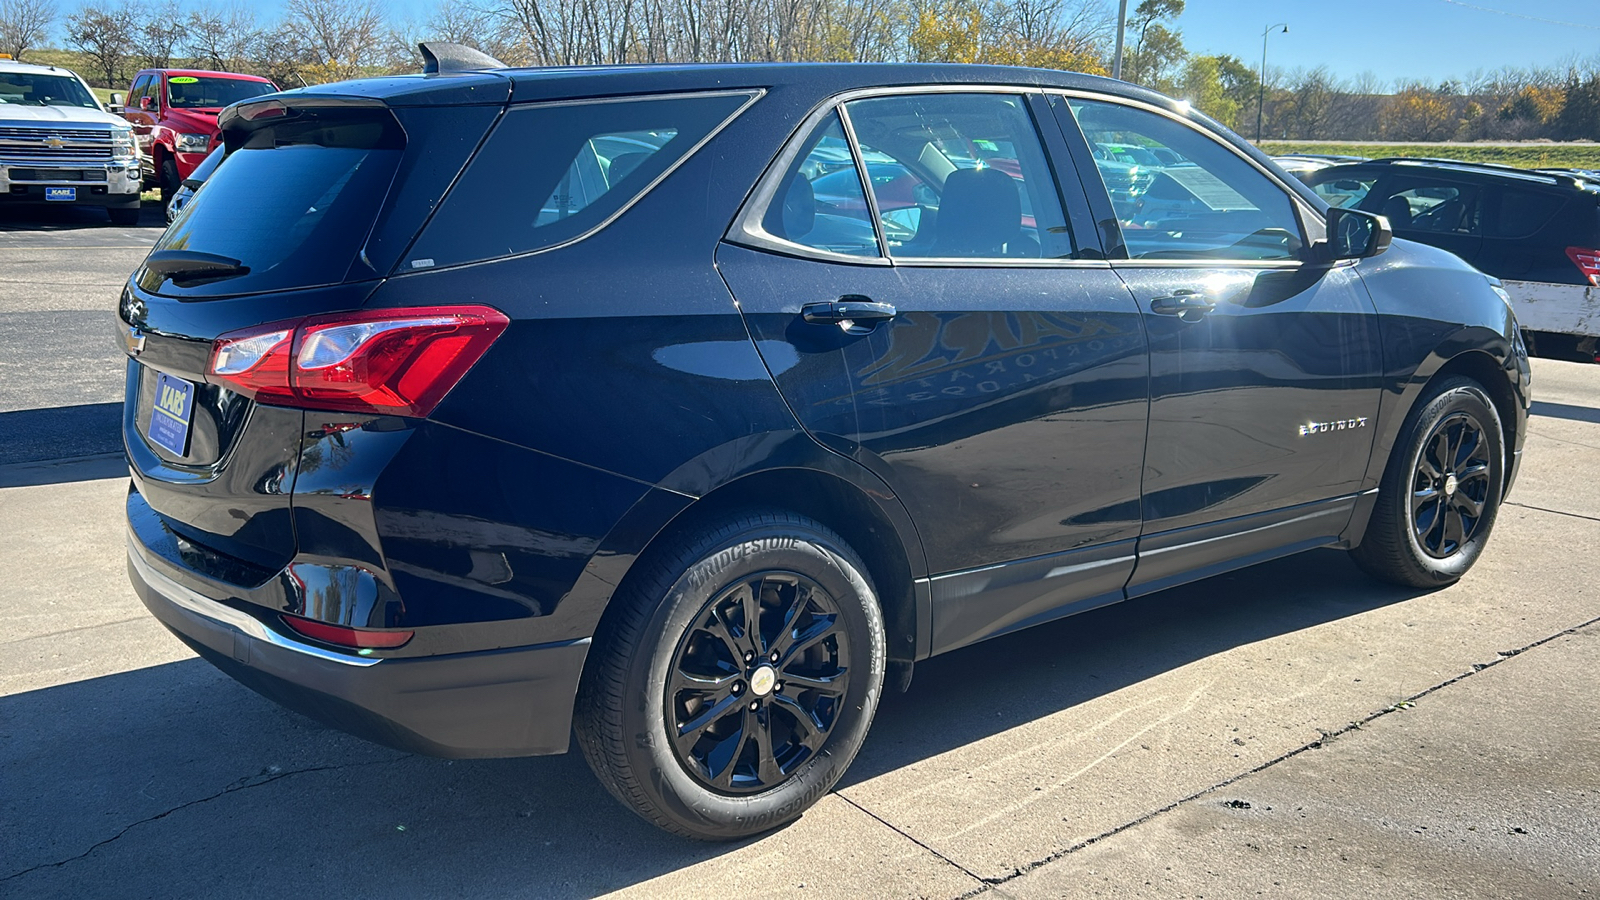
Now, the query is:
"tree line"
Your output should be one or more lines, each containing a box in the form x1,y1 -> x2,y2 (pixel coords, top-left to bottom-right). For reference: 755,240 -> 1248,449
1,0 -> 1595,140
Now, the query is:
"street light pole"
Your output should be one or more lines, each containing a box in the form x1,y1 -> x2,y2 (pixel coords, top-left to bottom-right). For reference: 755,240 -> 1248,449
1112,0 -> 1129,80
1256,23 -> 1288,143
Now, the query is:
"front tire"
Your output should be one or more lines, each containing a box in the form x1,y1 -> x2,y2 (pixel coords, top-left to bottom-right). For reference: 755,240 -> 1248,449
1352,377 -> 1505,587
575,511 -> 886,840
159,157 -> 180,203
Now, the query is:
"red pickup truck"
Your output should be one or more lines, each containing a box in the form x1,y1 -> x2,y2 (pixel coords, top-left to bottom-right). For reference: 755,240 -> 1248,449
117,68 -> 278,199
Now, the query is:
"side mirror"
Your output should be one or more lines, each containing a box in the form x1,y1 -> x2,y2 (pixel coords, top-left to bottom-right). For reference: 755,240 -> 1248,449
1323,207 -> 1391,261
140,96 -> 156,111
107,91 -> 124,112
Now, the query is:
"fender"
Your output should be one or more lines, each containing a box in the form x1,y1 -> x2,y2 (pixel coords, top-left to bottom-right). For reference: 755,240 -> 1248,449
560,428 -> 932,659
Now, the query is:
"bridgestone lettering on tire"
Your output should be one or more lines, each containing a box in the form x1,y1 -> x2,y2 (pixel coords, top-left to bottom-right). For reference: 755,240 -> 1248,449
573,511 -> 886,840
1352,377 -> 1505,588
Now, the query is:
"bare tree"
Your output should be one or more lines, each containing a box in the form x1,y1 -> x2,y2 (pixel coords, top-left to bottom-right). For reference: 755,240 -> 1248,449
283,0 -> 385,82
130,0 -> 186,68
183,2 -> 260,72
0,0 -> 56,60
66,1 -> 138,87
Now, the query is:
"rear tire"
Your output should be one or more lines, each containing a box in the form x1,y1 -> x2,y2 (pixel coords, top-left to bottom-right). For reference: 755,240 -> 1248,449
574,510 -> 885,840
107,206 -> 140,227
159,157 -> 180,203
1351,377 -> 1504,588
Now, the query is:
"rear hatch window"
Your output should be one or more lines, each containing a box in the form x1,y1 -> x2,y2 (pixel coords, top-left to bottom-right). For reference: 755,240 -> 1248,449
141,108 -> 404,298
404,91 -> 759,270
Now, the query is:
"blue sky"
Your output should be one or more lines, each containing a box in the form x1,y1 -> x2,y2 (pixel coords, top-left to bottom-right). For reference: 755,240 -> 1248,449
92,0 -> 1599,88
1177,0 -> 1600,86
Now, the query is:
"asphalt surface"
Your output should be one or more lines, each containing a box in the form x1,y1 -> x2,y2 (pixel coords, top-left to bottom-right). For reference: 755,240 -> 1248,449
2,211 -> 1599,898
0,202 -> 162,464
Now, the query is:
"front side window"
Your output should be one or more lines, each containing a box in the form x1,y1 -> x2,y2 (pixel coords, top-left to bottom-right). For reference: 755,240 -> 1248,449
842,93 -> 1074,259
1068,98 -> 1304,261
410,91 -> 756,269
1358,179 -> 1481,235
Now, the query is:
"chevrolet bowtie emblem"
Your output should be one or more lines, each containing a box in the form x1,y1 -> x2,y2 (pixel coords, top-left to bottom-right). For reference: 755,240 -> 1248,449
44,135 -> 67,149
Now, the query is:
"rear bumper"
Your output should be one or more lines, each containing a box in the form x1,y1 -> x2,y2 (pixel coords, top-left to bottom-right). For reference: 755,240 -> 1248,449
127,520 -> 589,759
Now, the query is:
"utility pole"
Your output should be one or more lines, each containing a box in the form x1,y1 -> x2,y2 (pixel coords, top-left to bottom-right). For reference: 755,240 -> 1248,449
1256,23 -> 1288,143
1112,0 -> 1129,80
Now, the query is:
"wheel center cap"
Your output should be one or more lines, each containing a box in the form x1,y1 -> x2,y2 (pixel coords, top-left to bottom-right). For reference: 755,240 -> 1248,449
749,665 -> 777,697
1444,473 -> 1459,496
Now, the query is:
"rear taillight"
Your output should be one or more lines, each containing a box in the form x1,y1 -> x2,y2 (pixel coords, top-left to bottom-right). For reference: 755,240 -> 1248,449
206,306 -> 509,417
1568,247 -> 1600,287
281,614 -> 413,649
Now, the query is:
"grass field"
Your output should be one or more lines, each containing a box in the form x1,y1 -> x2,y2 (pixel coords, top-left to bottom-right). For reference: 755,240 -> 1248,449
1259,141 -> 1600,170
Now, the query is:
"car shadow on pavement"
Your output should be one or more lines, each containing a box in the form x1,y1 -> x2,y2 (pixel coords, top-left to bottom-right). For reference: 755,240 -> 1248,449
1530,400 -> 1600,425
0,201 -> 164,231
0,548 -> 1426,898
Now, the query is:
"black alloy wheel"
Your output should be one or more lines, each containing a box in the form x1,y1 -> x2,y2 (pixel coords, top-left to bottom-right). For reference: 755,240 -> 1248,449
1410,412 -> 1493,559
667,572 -> 850,793
1352,376 -> 1505,588
575,510 -> 885,840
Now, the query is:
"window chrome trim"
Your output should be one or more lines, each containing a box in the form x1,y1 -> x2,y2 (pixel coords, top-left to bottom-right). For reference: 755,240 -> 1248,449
726,84 -> 1064,267
398,88 -> 766,276
836,103 -> 890,258
1047,89 -> 1329,263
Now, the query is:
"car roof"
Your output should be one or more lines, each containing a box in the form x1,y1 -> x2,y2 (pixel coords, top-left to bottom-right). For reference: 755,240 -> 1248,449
1316,157 -> 1596,192
141,68 -> 275,82
274,62 -> 1175,110
0,59 -> 84,76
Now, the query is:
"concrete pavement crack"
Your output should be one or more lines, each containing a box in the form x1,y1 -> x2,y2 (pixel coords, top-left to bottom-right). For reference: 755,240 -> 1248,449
0,753 -> 412,884
835,793 -> 991,888
947,613 -> 1600,895
1505,501 -> 1600,523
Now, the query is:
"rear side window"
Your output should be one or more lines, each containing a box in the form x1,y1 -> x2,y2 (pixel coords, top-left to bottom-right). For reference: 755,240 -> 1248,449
1491,187 -> 1564,238
144,108 -> 404,297
407,92 -> 758,270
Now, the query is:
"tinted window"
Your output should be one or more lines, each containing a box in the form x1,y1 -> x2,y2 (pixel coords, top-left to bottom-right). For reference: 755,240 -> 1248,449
1492,187 -> 1564,238
143,109 -> 404,297
761,112 -> 880,257
166,76 -> 276,109
0,72 -> 98,110
1069,99 -> 1303,261
843,93 -> 1073,259
410,92 -> 755,269
1360,180 -> 1480,235
1310,172 -> 1376,208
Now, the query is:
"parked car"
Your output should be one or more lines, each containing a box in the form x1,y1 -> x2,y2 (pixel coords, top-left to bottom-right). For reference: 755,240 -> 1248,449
121,50 -> 1529,841
1304,158 -> 1600,361
0,58 -> 142,225
1273,155 -> 1339,179
164,144 -> 221,223
118,68 -> 277,199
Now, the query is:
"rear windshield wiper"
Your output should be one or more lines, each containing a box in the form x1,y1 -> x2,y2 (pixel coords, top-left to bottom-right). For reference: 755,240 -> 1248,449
141,250 -> 250,288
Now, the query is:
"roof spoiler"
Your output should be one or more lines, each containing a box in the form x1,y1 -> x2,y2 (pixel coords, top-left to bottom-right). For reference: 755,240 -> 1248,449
418,42 -> 507,74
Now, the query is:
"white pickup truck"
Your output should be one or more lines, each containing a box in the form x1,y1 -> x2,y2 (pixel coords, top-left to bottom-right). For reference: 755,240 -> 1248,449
0,59 -> 142,225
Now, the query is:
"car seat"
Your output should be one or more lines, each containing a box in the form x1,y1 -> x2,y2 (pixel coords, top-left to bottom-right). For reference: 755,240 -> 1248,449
931,167 -> 1021,257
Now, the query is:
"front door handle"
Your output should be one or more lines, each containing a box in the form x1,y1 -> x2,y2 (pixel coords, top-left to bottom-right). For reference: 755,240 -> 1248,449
1149,289 -> 1216,321
802,295 -> 897,328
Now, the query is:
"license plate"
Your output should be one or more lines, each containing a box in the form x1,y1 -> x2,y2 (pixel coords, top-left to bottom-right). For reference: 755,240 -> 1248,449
44,186 -> 76,202
148,372 -> 195,457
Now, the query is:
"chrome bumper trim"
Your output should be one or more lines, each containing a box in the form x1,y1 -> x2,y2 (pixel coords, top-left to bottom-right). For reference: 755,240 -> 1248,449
128,534 -> 382,668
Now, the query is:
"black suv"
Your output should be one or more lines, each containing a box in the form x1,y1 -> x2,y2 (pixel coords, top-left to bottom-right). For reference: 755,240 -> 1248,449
122,49 -> 1529,840
1304,158 -> 1600,361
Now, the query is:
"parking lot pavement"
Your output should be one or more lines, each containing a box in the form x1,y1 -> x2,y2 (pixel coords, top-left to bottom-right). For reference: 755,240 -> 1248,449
3,343 -> 1599,896
0,204 -> 161,465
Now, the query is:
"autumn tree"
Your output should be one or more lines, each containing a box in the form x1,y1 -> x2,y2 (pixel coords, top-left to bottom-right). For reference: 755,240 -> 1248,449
283,0 -> 385,82
66,1 -> 138,87
0,0 -> 56,59
1552,74 -> 1600,140
1379,84 -> 1457,141
1123,0 -> 1184,92
130,0 -> 185,69
183,2 -> 261,73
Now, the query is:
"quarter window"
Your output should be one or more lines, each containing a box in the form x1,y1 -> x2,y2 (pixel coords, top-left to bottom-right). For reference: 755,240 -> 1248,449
760,112 -> 881,258
1358,180 -> 1481,235
1068,98 -> 1304,261
410,92 -> 756,268
842,93 -> 1074,259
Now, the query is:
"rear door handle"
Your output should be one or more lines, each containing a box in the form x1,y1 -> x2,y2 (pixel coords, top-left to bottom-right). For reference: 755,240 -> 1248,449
1148,289 -> 1216,320
801,295 -> 897,327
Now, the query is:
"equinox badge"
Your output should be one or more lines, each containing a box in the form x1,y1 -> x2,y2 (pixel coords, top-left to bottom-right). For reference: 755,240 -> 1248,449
1299,416 -> 1369,436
